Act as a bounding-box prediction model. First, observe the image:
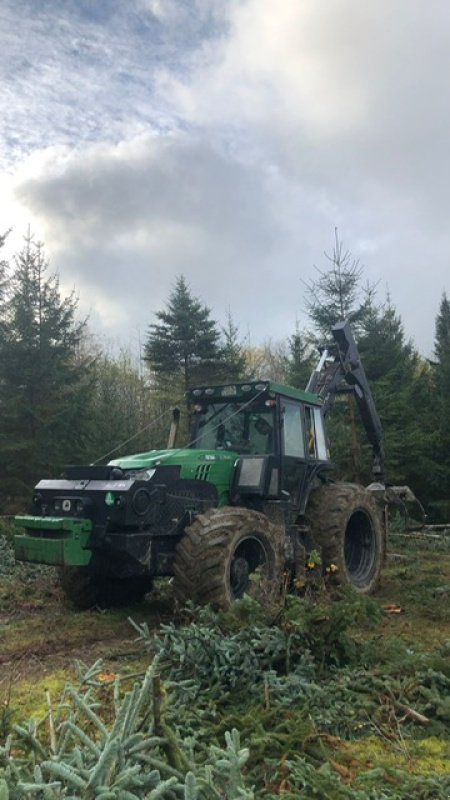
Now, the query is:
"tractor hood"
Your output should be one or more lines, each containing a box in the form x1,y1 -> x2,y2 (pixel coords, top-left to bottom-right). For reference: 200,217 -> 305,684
108,448 -> 239,470
109,448 -> 239,506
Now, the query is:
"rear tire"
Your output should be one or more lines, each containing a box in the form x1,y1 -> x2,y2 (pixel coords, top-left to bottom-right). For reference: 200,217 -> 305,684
59,567 -> 153,609
305,483 -> 384,594
173,507 -> 283,610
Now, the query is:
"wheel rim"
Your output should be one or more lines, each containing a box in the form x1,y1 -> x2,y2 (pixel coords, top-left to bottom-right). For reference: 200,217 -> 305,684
230,536 -> 269,598
344,510 -> 377,587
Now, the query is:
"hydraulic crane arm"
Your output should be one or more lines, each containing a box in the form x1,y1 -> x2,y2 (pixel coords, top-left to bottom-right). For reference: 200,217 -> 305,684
306,321 -> 385,482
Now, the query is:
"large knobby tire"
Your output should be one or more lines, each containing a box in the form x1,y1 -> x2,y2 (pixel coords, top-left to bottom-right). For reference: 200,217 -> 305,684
173,507 -> 283,610
59,567 -> 153,610
305,483 -> 385,594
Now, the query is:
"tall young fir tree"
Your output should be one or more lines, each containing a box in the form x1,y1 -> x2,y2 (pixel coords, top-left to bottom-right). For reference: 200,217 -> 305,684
286,326 -> 314,390
303,232 -> 376,479
219,311 -> 247,381
0,234 -> 90,500
304,229 -> 376,339
433,292 -> 450,502
144,275 -> 222,397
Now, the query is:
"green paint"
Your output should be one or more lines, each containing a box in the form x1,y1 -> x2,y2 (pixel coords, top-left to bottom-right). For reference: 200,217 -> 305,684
105,491 -> 115,506
14,516 -> 92,567
109,448 -> 237,505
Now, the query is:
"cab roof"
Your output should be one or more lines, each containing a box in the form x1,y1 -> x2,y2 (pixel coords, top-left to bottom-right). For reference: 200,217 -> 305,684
187,380 -> 322,406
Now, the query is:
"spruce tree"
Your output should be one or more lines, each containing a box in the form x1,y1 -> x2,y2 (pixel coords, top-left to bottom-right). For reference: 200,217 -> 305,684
286,327 -> 314,389
304,229 -> 376,338
303,232 -> 376,480
144,275 -> 221,396
219,311 -> 247,382
433,292 -> 450,509
0,233 -> 89,501
435,292 -> 450,363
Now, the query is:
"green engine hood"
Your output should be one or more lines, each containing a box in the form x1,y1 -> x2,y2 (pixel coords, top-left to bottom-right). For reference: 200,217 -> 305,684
109,448 -> 239,505
108,448 -> 238,470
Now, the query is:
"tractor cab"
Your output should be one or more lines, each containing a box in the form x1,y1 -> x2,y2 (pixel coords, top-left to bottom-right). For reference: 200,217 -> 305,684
188,381 -> 331,512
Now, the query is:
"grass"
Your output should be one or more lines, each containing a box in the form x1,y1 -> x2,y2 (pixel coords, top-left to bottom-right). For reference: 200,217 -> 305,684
1,527 -> 450,796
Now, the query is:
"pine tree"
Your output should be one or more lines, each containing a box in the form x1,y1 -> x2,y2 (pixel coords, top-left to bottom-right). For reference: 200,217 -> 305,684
286,326 -> 314,389
303,232 -> 376,480
432,292 -> 450,509
0,233 -> 90,501
434,292 -> 450,364
219,311 -> 247,382
304,229 -> 375,338
144,275 -> 222,396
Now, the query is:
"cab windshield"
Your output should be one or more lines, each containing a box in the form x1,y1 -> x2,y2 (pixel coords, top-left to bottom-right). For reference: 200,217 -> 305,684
192,402 -> 275,455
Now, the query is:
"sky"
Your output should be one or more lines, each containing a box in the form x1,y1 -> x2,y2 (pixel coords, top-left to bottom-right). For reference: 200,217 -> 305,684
1,0 -> 449,357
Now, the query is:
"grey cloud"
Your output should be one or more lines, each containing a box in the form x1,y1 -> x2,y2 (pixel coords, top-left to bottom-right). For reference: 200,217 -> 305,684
15,135 -> 293,340
2,0 -> 449,356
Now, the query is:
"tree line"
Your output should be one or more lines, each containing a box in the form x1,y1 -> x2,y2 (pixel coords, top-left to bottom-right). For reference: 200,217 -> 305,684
0,230 -> 449,519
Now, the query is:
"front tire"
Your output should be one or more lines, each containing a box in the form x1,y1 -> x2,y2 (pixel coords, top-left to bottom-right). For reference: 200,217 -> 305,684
305,483 -> 385,593
173,507 -> 283,610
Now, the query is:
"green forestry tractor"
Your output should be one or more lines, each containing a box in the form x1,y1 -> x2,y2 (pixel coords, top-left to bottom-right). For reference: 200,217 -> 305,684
14,322 -> 397,609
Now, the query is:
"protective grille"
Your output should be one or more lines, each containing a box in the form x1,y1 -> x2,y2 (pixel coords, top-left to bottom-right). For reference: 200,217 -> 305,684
195,464 -> 211,481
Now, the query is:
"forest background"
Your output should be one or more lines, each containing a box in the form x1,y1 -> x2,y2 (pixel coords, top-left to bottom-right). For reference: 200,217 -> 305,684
1,228 -> 449,521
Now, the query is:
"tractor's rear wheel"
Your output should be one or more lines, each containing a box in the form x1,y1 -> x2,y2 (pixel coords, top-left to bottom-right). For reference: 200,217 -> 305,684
59,567 -> 153,610
173,507 -> 283,610
305,483 -> 385,594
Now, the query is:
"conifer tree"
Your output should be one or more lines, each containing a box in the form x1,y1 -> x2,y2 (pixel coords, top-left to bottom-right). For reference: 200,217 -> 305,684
432,292 -> 450,506
303,232 -> 376,479
304,229 -> 375,338
286,327 -> 314,389
0,233 -> 89,500
434,292 -> 450,364
358,298 -> 436,496
144,275 -> 222,395
219,311 -> 247,381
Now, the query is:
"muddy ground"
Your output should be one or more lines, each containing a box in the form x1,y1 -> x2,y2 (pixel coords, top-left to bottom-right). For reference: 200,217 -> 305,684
1,529 -> 450,734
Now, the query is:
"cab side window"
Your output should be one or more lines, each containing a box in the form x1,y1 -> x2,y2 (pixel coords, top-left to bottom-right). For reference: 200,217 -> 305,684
305,406 -> 328,460
313,407 -> 328,460
282,401 -> 305,458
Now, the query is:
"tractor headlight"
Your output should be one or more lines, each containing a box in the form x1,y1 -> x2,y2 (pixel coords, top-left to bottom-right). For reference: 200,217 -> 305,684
132,488 -> 152,516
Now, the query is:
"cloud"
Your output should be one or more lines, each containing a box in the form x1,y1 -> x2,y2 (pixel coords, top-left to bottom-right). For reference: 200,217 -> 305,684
14,133 -> 295,339
159,0 -> 450,220
2,0 -> 449,356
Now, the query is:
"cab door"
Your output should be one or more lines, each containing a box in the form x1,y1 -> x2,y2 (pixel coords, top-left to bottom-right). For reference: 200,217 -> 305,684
280,399 -> 308,508
281,400 -> 329,510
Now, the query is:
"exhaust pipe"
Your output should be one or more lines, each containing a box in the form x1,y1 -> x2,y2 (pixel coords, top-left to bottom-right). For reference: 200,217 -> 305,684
167,407 -> 180,449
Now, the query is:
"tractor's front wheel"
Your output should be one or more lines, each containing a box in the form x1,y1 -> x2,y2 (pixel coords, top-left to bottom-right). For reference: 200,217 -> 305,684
173,507 -> 283,610
59,567 -> 153,609
305,483 -> 385,594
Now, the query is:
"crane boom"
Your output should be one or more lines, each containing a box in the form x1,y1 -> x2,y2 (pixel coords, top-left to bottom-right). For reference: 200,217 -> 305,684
306,321 -> 385,481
